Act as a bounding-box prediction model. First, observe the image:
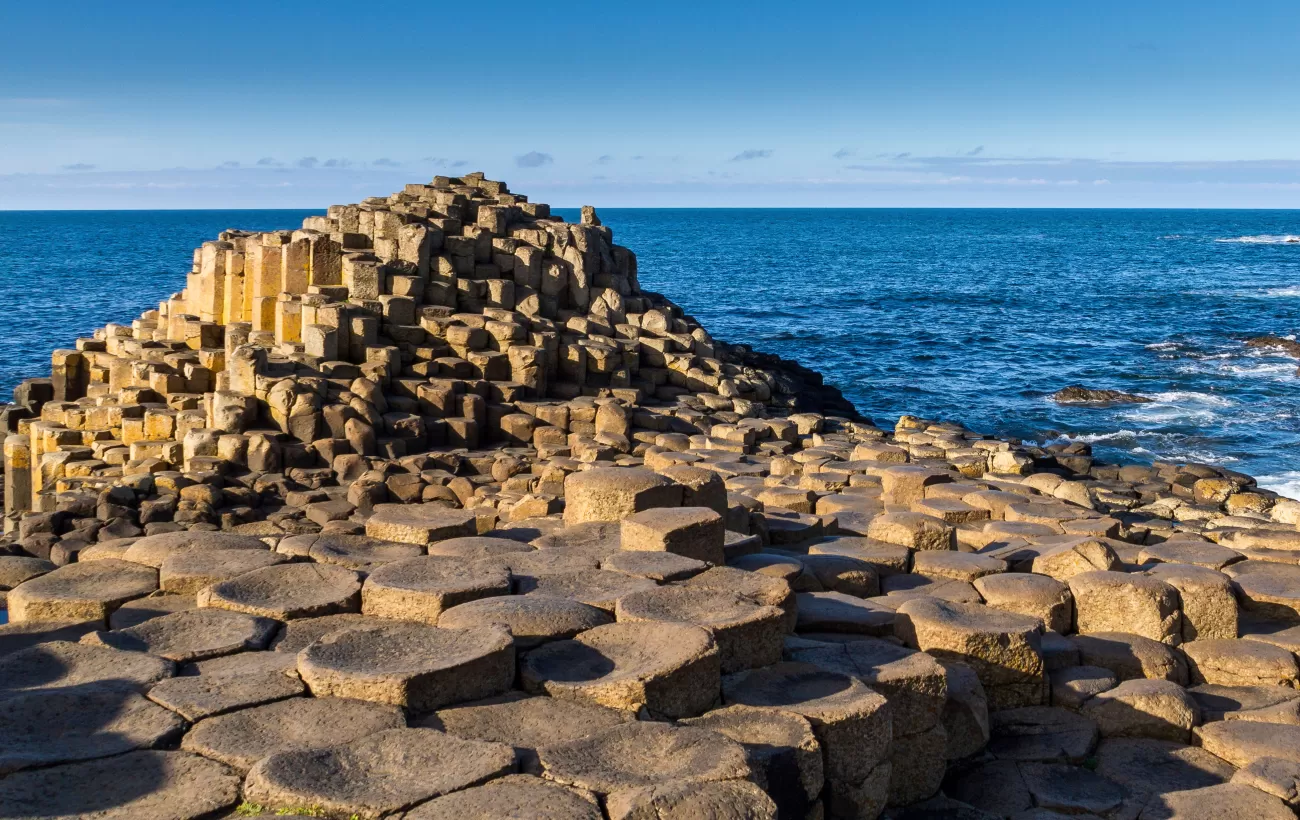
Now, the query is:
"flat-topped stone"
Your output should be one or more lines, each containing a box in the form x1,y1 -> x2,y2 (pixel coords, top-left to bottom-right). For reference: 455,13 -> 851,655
1069,570 -> 1182,644
269,613 -> 381,653
808,536 -> 911,574
0,640 -> 172,698
536,720 -> 751,795
422,691 -> 630,772
1140,540 -> 1244,570
867,511 -> 956,551
563,467 -> 683,525
973,572 -> 1072,633
403,774 -> 603,820
297,621 -> 514,711
606,779 -> 779,820
1183,638 -> 1300,687
1080,678 -> 1198,742
308,533 -> 425,569
912,550 -> 1007,582
7,559 -> 157,626
180,695 -> 404,772
198,562 -> 361,619
521,621 -> 720,719
243,728 -> 515,818
426,535 -> 534,560
0,688 -> 185,773
786,635 -> 948,730
365,503 -> 478,545
122,531 -> 270,569
1094,737 -> 1234,804
362,555 -> 510,623
1030,537 -> 1122,581
147,669 -> 305,722
1073,631 -> 1189,683
1146,563 -> 1239,642
987,706 -> 1097,763
1225,560 -> 1300,623
109,593 -> 198,630
1196,719 -> 1300,768
438,594 -> 612,648
516,569 -> 658,612
616,586 -> 784,672
0,749 -> 241,820
1140,783 -> 1296,820
795,590 -> 896,635
0,555 -> 55,589
83,608 -> 277,663
619,506 -> 725,564
602,549 -> 707,582
158,548 -> 288,595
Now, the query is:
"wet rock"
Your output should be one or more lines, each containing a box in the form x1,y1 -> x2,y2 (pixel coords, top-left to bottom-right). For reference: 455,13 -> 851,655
1051,385 -> 1152,404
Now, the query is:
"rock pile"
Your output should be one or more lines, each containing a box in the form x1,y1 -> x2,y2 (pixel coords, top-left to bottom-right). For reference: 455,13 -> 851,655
3,175 -> 1300,818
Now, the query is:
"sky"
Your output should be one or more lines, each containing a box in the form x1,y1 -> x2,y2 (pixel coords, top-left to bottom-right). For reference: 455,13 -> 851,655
2,0 -> 1299,209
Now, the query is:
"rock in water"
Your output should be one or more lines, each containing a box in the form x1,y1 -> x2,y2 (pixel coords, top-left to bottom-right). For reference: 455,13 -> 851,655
1051,384 -> 1152,404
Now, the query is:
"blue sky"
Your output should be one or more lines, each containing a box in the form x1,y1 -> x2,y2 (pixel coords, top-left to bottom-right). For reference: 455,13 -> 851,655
3,0 -> 1299,208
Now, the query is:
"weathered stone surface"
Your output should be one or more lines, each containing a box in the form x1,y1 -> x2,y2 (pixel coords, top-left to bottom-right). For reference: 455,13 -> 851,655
1225,561 -> 1300,623
158,548 -> 287,595
439,594 -> 612,648
987,706 -> 1098,763
563,467 -> 682,525
521,621 -> 720,719
7,559 -> 156,625
0,688 -> 185,773
913,550 -> 1006,582
619,506 -> 725,564
537,720 -> 751,794
180,695 -> 404,771
796,590 -> 896,635
422,691 -> 629,772
403,774 -> 602,820
973,572 -> 1073,633
426,535 -> 534,560
1139,783 -> 1295,819
0,619 -> 101,659
1050,665 -> 1118,709
0,749 -> 241,820
1189,682 -> 1300,721
297,621 -> 514,711
1146,563 -> 1238,642
616,586 -> 784,672
1019,761 -> 1124,815
83,608 -> 278,662
517,569 -> 658,612
365,503 -> 477,544
198,562 -> 361,619
1080,678 -> 1199,741
1140,540 -> 1244,570
147,669 -> 305,721
109,593 -> 197,629
786,635 -> 948,731
243,728 -> 514,818
362,555 -> 510,623
1095,737 -> 1234,803
0,639 -> 173,697
1070,570 -> 1182,644
1232,757 -> 1300,810
867,511 -> 956,551
723,661 -> 891,783
1073,631 -> 1189,683
307,533 -> 425,570
606,778 -> 779,820
602,549 -> 707,582
1195,719 -> 1300,768
1030,537 -> 1122,581
121,531 -> 269,569
941,660 -> 991,759
1182,638 -> 1300,687
895,597 -> 1046,709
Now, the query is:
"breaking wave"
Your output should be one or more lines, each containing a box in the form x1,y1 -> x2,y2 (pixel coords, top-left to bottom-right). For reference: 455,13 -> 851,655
1215,234 -> 1300,244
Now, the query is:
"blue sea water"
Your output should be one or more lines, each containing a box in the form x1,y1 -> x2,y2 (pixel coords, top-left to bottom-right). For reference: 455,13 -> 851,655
2,208 -> 1299,494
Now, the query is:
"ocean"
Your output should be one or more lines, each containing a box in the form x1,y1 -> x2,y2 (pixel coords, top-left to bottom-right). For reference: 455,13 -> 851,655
2,208 -> 1299,495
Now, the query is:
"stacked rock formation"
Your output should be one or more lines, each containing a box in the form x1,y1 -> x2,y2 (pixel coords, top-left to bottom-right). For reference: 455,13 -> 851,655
2,176 -> 1300,819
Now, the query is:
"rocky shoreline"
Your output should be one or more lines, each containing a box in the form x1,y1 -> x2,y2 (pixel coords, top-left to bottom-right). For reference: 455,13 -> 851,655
2,174 -> 1300,819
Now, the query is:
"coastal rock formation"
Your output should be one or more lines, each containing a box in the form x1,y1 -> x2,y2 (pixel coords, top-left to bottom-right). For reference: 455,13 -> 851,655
1,174 -> 1300,817
1051,384 -> 1153,404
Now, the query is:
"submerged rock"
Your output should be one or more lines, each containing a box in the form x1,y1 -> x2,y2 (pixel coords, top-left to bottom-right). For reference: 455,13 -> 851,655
1051,384 -> 1152,404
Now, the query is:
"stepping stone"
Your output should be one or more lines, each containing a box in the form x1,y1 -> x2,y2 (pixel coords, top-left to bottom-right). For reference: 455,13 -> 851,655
122,531 -> 270,568
0,619 -> 100,660
403,774 -> 603,820
0,556 -> 55,589
1073,631 -> 1189,683
1030,537 -> 1122,581
180,695 -> 404,771
536,720 -> 750,795
808,537 -> 911,574
881,574 -> 982,605
243,727 -> 515,817
478,549 -> 602,581
1184,638 -> 1300,687
606,779 -> 778,820
603,550 -> 706,582
1189,683 -> 1300,721
796,591 -> 895,635
0,688 -> 184,773
1018,761 -> 1124,816
427,535 -> 534,560
270,613 -> 381,653
0,749 -> 241,820
1069,571 -> 1182,644
109,593 -> 197,630
942,759 -> 1031,817
1139,541 -> 1244,570
148,669 -> 305,721
683,566 -> 797,630
186,649 -> 299,679
867,512 -> 955,551
158,548 -> 288,595
521,621 -> 720,719
785,636 -> 948,730
1225,561 -> 1300,623
0,640 -> 172,698
1194,720 -> 1300,768
973,572 -> 1073,633
1232,757 -> 1300,810
6,559 -> 156,626
729,553 -> 807,582
1004,501 -> 1087,530
1081,679 -> 1198,742
422,691 -> 630,772
895,597 -> 1046,710
1095,737 -> 1234,801
941,660 -> 992,759
533,521 -> 623,555
1146,563 -> 1238,642
308,533 -> 426,570
439,595 -> 612,649
680,705 -> 822,818
616,586 -> 784,673
620,506 -> 725,564
83,608 -> 279,663
1141,783 -> 1295,819
516,569 -> 658,612
361,556 -> 510,623
987,705 -> 1097,763
802,553 -> 881,598
722,661 -> 891,783
197,562 -> 361,620
913,551 -> 1006,582
298,621 -> 514,711
1049,665 -> 1118,709
365,503 -> 478,545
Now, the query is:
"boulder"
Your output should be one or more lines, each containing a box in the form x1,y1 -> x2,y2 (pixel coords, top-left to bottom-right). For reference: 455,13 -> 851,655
1080,679 -> 1199,741
1069,570 -> 1182,644
365,503 -> 477,545
361,556 -> 510,623
563,467 -> 683,525
973,573 -> 1072,633
619,506 -> 725,564
616,586 -> 784,673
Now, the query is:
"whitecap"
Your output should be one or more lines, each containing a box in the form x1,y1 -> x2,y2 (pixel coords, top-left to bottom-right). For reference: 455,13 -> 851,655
1144,341 -> 1180,351
1142,391 -> 1235,407
1049,430 -> 1141,445
1258,471 -> 1300,502
1260,286 -> 1300,297
1215,235 -> 1300,244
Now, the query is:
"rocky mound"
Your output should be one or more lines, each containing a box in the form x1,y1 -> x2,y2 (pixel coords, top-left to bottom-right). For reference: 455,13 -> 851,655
2,174 -> 1300,818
